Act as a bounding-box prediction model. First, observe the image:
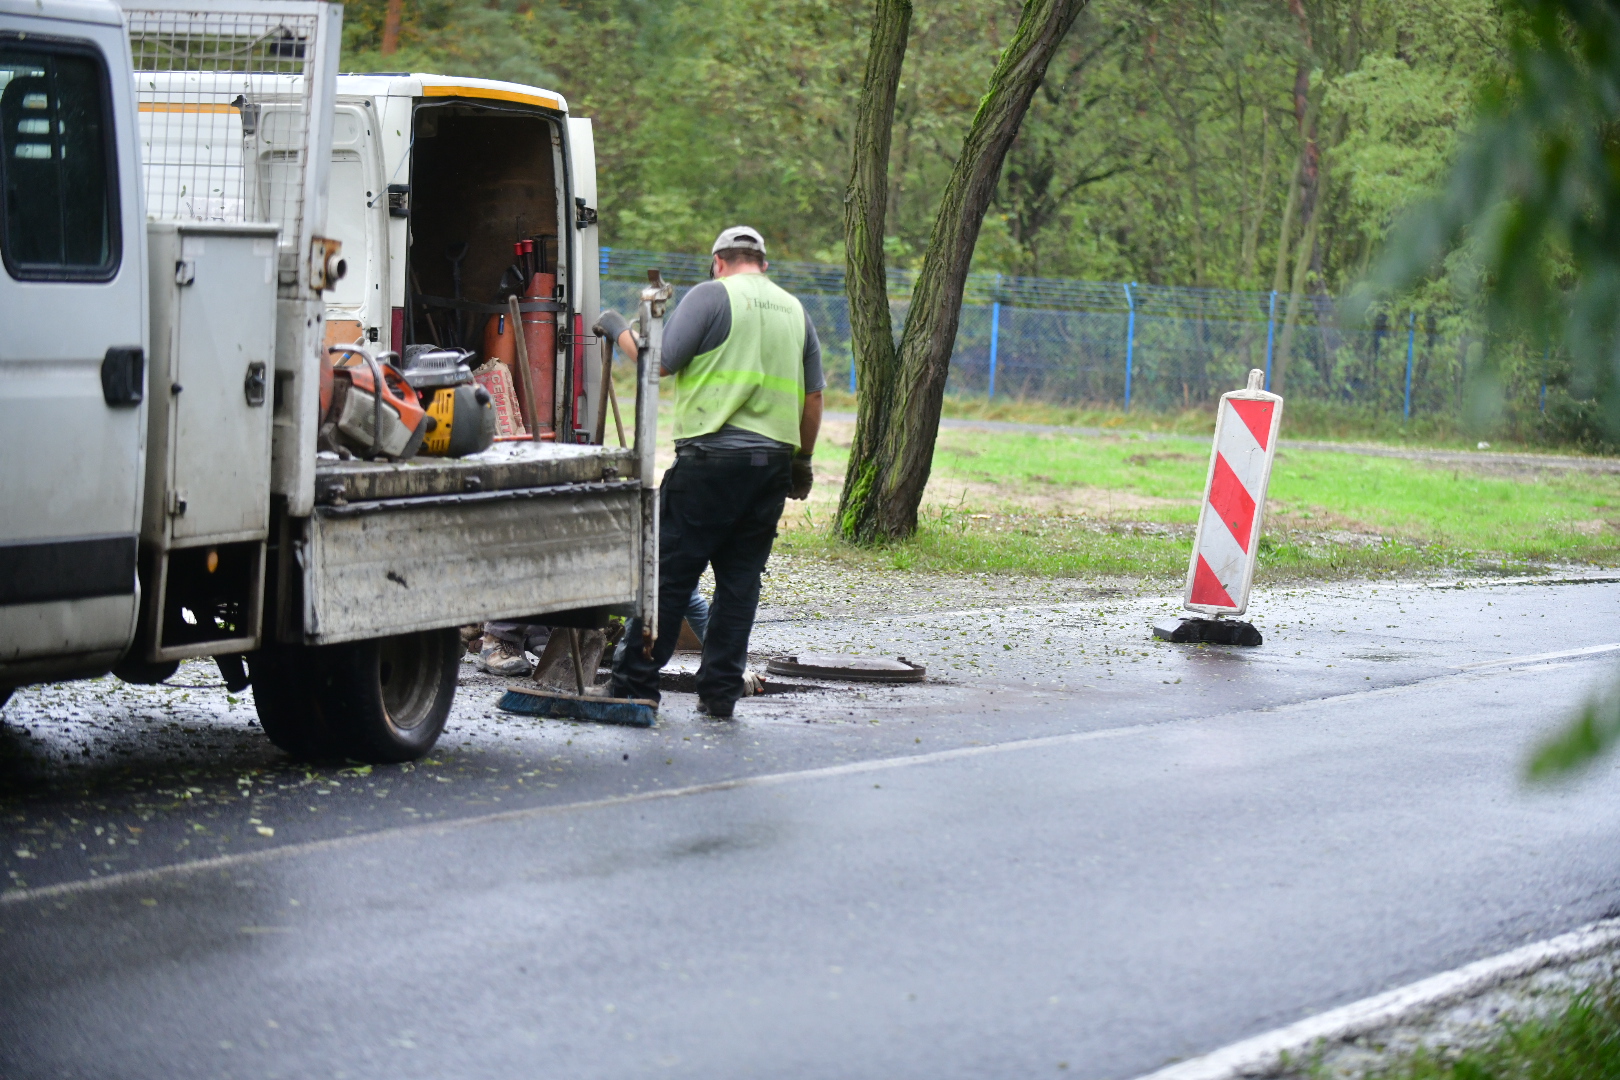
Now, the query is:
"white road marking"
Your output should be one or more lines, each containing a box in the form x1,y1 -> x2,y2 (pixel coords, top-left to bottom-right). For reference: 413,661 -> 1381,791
1460,642 -> 1620,670
1,724 -> 1149,906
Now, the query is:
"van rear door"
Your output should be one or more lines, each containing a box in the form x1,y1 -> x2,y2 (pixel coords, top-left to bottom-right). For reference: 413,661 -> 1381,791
566,116 -> 599,435
0,15 -> 147,679
323,99 -> 388,350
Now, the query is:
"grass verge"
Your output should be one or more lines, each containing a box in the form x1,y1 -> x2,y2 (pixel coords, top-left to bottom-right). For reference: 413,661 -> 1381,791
783,421 -> 1620,582
1334,982 -> 1620,1080
821,388 -> 1612,452
620,372 -> 1619,582
776,507 -> 1482,584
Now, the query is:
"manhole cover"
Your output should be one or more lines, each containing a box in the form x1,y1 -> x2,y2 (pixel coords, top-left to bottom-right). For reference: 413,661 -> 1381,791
765,653 -> 926,683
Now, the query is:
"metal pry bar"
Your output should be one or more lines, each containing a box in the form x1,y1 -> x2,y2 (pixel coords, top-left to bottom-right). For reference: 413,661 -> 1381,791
634,270 -> 673,656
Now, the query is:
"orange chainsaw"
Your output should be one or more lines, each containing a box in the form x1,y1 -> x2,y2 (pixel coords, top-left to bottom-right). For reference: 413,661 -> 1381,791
322,344 -> 434,461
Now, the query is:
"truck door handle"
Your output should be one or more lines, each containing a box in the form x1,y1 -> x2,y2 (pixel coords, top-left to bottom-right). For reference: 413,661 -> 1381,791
101,347 -> 144,407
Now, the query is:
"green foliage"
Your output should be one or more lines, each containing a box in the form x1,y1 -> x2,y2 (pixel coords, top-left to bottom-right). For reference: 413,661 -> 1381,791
1369,0 -> 1620,436
1529,680 -> 1620,780
341,0 -> 554,87
1363,0 -> 1620,777
1327,0 -> 1506,256
795,413 -> 1620,578
337,0 -> 1503,295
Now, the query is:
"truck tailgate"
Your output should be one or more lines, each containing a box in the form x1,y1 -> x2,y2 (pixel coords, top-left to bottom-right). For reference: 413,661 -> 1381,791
296,443 -> 640,645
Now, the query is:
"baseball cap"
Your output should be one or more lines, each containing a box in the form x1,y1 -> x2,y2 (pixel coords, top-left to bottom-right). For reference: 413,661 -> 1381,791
711,225 -> 767,256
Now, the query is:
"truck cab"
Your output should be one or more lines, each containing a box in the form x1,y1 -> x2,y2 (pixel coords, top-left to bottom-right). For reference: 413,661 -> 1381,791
0,0 -> 150,690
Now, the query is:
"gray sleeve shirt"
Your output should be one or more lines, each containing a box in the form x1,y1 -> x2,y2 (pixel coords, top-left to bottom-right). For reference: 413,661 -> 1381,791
661,278 -> 825,452
662,278 -> 825,392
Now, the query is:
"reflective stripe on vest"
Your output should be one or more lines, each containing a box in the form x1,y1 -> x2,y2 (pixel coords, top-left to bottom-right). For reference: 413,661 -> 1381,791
674,274 -> 806,448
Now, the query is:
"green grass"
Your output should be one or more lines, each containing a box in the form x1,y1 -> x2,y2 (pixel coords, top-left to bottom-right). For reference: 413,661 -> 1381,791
788,421 -> 1620,581
1324,983 -> 1620,1080
924,427 -> 1620,557
821,388 -> 1605,452
774,508 -> 1459,582
623,371 -> 1620,582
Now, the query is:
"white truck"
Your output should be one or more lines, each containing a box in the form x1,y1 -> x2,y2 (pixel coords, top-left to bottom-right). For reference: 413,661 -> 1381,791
0,0 -> 662,761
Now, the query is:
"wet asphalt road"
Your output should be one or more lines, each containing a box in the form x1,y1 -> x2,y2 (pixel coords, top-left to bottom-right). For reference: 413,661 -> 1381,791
3,575 -> 1620,1078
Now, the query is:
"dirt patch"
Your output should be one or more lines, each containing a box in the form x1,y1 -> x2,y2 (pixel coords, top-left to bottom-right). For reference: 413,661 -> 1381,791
1266,499 -> 1393,542
1280,440 -> 1620,476
1124,452 -> 1199,466
757,555 -> 1160,622
918,478 -> 1193,517
776,419 -> 1197,529
1567,519 -> 1616,536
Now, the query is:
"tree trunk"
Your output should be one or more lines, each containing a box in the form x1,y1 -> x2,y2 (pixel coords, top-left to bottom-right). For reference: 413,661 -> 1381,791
1273,112 -> 1343,396
836,0 -> 912,541
1240,112 -> 1273,285
1271,199 -> 1320,396
1270,151 -> 1302,294
837,0 -> 1088,542
381,0 -> 405,55
1185,123 -> 1206,287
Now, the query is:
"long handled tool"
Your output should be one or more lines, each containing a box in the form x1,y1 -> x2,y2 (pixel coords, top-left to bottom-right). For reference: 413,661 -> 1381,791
409,269 -> 443,344
567,629 -> 588,693
508,295 -> 541,443
445,241 -> 468,346
592,334 -> 626,446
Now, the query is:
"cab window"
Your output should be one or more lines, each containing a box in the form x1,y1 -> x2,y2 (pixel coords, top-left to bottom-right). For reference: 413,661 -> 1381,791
0,40 -> 120,280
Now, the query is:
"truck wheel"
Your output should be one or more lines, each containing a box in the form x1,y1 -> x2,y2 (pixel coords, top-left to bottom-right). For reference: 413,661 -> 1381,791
315,629 -> 460,763
248,645 -> 345,761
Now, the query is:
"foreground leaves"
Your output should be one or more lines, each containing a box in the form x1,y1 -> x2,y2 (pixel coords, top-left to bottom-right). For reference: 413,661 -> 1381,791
1528,678 -> 1620,781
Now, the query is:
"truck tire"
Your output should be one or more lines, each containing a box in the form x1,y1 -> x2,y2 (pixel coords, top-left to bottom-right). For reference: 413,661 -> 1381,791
317,629 -> 460,763
248,645 -> 345,761
248,630 -> 458,763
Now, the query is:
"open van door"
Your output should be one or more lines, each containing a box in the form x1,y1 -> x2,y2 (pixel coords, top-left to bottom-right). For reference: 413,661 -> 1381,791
0,10 -> 148,685
566,116 -> 600,434
323,99 -> 389,350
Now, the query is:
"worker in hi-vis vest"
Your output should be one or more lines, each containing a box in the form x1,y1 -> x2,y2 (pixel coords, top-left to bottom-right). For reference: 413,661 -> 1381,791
595,226 -> 823,717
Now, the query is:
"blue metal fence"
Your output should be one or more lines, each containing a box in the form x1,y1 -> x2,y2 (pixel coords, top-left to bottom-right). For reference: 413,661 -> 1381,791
599,247 -> 1500,416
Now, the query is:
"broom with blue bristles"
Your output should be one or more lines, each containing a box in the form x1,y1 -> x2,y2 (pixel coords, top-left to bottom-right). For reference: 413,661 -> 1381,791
495,628 -> 657,727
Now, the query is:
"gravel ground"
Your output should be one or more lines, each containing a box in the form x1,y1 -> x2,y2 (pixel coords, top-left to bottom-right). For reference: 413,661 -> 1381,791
756,553 -> 1157,623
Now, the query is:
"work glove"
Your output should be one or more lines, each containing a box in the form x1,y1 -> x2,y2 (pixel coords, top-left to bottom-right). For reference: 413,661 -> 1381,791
593,309 -> 630,347
789,453 -> 813,500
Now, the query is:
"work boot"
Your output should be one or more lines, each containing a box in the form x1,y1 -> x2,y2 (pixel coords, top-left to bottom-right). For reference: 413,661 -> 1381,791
696,698 -> 735,719
477,640 -> 531,677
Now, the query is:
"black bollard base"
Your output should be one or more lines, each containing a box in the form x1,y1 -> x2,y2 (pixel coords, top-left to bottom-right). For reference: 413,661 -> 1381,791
1152,616 -> 1263,647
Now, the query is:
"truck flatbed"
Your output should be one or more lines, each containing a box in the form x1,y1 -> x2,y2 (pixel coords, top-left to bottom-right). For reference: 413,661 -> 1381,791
313,441 -> 637,505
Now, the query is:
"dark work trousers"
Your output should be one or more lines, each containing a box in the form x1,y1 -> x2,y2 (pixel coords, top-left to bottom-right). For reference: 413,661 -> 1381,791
612,446 -> 790,706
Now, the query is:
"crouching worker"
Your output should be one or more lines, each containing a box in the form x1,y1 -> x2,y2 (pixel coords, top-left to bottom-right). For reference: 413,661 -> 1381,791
599,225 -> 822,717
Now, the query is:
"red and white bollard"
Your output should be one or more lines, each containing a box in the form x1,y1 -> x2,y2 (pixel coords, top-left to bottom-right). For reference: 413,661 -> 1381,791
1154,368 -> 1283,646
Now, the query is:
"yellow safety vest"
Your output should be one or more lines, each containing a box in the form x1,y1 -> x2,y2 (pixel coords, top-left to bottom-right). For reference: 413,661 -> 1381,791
674,274 -> 806,449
